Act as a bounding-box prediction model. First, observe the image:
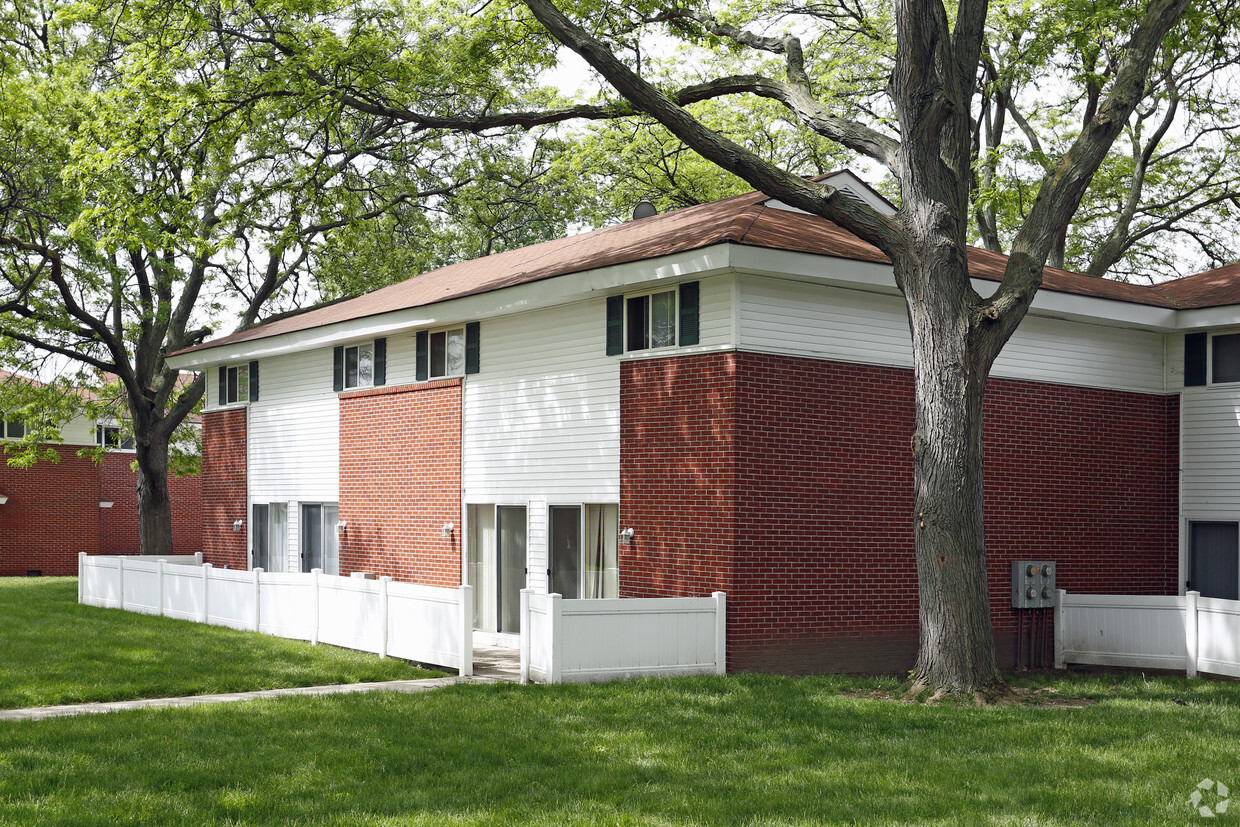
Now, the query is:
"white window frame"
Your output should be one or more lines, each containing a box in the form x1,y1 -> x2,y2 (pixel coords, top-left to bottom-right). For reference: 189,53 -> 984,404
343,342 -> 375,389
223,363 -> 250,404
548,503 -> 620,600
1210,331 -> 1240,385
96,423 -> 135,452
0,418 -> 25,440
300,502 -> 340,575
429,327 -> 466,379
625,289 -> 678,353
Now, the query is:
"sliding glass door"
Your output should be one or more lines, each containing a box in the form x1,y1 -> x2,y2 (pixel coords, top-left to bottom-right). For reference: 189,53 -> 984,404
468,504 -> 527,633
549,504 -> 619,599
251,502 -> 288,572
301,503 -> 339,575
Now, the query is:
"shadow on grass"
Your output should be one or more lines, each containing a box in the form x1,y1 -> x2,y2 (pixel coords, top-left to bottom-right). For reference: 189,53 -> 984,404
3,672 -> 1238,825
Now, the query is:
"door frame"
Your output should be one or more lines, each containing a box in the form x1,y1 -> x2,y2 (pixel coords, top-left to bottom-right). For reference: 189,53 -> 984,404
466,502 -> 529,633
1184,517 -> 1240,599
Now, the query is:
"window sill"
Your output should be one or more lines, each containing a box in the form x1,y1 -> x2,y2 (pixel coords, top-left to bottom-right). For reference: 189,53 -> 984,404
618,344 -> 731,361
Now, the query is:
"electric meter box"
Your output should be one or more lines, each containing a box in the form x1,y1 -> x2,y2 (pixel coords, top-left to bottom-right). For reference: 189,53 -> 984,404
1011,560 -> 1056,609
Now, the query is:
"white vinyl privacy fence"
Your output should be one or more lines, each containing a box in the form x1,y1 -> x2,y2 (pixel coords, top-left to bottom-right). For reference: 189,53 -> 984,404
1055,589 -> 1240,679
79,555 -> 728,684
78,553 -> 473,675
520,589 -> 727,684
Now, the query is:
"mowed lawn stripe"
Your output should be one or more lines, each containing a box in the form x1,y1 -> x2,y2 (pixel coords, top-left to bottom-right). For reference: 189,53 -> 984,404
0,673 -> 1235,825
0,577 -> 436,709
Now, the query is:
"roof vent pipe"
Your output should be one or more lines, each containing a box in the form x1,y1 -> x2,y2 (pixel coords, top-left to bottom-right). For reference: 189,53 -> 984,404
632,201 -> 658,220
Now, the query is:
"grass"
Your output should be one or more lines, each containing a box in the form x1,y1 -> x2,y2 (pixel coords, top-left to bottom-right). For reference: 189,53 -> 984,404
2,670 -> 1240,824
0,577 -> 436,709
3,578 -> 1236,824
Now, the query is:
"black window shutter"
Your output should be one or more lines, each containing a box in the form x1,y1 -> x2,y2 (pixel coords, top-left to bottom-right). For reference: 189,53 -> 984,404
248,361 -> 259,402
333,346 -> 344,392
465,322 -> 480,375
1186,332 -> 1207,387
606,296 -> 624,356
416,331 -> 429,381
373,338 -> 387,386
679,281 -> 700,346
218,366 -> 227,405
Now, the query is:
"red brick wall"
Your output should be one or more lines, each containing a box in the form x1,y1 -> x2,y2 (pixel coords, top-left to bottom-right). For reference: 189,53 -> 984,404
0,449 -> 205,576
0,454 -> 100,576
620,352 -> 1180,674
201,408 -> 248,569
338,380 -> 462,587
619,355 -> 738,601
98,454 -> 204,556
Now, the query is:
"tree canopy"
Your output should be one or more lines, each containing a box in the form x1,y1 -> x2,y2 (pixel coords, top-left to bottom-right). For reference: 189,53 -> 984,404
0,0 -> 581,551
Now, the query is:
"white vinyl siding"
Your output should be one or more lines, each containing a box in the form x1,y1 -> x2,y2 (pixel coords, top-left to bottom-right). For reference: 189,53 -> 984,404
1166,334 -> 1185,393
463,300 -> 620,503
379,332 -> 420,386
246,349 -> 339,503
527,500 -> 548,595
737,274 -> 1166,394
996,317 -> 1165,394
1181,385 -> 1240,518
696,275 -> 733,348
738,275 -> 912,367
59,415 -> 99,447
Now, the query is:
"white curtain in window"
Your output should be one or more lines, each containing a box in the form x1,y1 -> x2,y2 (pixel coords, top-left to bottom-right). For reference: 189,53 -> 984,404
269,503 -> 288,573
651,291 -> 676,348
468,505 -> 497,631
322,504 -> 340,575
585,504 -> 619,599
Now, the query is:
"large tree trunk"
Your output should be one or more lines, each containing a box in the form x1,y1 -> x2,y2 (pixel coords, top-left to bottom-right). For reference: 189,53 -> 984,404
899,253 -> 1004,695
135,434 -> 174,556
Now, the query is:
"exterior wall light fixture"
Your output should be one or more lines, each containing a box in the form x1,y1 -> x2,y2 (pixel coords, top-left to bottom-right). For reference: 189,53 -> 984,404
442,522 -> 455,538
336,521 -> 348,534
232,519 -> 243,532
619,527 -> 634,545
99,501 -> 114,509
0,494 -> 8,505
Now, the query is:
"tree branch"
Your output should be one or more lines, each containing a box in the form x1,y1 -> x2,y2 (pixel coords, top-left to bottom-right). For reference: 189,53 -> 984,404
521,0 -> 904,256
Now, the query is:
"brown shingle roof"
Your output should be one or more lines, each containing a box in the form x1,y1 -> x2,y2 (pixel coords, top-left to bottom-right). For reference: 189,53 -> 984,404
1154,262 -> 1240,309
180,189 -> 1237,355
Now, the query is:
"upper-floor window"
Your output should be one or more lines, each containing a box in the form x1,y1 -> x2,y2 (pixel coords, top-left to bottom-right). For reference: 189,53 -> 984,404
218,362 -> 259,405
0,419 -> 25,440
345,342 -> 374,388
416,323 -> 480,381
1214,333 -> 1240,384
429,328 -> 465,378
96,424 -> 135,450
627,290 -> 678,351
333,339 -> 386,392
606,282 -> 699,356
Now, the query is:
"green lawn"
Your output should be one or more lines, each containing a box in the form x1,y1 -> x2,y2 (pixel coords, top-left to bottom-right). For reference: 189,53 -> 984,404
2,577 -> 1236,824
0,671 -> 1236,825
0,577 -> 436,709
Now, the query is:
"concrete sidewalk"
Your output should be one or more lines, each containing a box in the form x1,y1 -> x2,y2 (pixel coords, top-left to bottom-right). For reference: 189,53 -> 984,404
1,644 -> 525,722
0,676 -> 473,722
